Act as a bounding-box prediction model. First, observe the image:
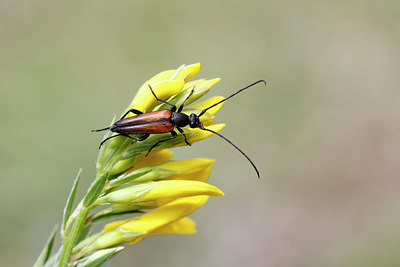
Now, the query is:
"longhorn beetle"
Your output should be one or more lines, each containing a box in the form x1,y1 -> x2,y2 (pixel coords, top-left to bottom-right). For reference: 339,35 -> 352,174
93,80 -> 266,178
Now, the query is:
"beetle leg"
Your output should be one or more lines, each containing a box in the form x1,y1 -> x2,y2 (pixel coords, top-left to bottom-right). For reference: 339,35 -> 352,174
177,127 -> 191,146
99,134 -> 123,148
120,133 -> 150,142
92,126 -> 110,132
148,84 -> 177,111
146,130 -> 178,156
177,88 -> 195,113
120,109 -> 143,120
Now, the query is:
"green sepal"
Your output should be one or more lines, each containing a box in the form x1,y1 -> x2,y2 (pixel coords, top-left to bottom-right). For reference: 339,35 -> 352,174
108,168 -> 152,188
132,167 -> 177,183
96,182 -> 156,204
73,232 -> 103,254
76,224 -> 92,245
84,172 -> 108,208
108,167 -> 177,188
78,230 -> 143,256
96,116 -> 116,171
62,169 -> 82,231
33,225 -> 58,267
90,203 -> 145,223
76,247 -> 124,267
91,210 -> 142,224
108,157 -> 136,176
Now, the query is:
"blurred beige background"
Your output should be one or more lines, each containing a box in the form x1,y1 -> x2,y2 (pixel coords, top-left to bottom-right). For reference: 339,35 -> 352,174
1,1 -> 400,266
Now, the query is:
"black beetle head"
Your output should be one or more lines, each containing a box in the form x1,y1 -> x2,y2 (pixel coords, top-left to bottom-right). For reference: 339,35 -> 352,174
189,113 -> 201,128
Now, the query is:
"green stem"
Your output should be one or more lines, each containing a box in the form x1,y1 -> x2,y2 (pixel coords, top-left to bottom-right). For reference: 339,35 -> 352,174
58,142 -> 132,265
59,206 -> 90,266
63,201 -> 82,237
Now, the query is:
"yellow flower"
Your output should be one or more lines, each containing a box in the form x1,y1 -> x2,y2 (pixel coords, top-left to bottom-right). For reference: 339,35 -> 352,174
127,63 -> 201,113
97,180 -> 223,205
99,62 -> 226,176
108,157 -> 215,185
78,196 -> 209,255
69,63 -> 229,263
117,195 -> 209,245
155,158 -> 215,182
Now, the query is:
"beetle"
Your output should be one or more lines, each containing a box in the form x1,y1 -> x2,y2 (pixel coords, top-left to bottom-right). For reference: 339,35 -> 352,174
93,79 -> 266,178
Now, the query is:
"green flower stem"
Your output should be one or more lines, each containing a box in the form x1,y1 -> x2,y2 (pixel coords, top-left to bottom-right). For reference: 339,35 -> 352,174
59,152 -> 128,265
59,205 -> 90,267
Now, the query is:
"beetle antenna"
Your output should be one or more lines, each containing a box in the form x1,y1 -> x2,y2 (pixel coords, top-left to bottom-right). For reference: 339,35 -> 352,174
199,125 -> 260,178
92,127 -> 110,132
198,79 -> 266,117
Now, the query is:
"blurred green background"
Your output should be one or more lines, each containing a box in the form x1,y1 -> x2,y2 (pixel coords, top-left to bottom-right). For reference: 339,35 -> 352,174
1,1 -> 400,266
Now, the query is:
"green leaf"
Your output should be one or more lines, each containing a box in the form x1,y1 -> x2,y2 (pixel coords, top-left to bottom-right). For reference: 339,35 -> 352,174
43,246 -> 62,267
33,225 -> 58,267
84,172 -> 108,207
76,247 -> 124,267
62,169 -> 82,231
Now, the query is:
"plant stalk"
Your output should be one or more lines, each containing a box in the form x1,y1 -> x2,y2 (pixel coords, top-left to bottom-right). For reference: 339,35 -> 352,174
59,206 -> 90,266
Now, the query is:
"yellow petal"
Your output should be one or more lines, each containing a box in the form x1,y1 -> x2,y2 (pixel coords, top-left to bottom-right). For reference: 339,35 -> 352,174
168,163 -> 213,182
121,217 -> 197,245
121,195 -> 209,244
129,79 -> 185,112
130,149 -> 173,171
135,180 -> 224,203
183,79 -> 206,90
167,124 -> 225,149
176,63 -> 201,82
147,70 -> 175,84
104,220 -> 128,232
192,96 -> 225,116
150,217 -> 196,236
183,78 -> 221,102
193,78 -> 221,91
126,69 -> 174,112
201,118 -> 215,127
185,123 -> 226,144
157,158 -> 215,176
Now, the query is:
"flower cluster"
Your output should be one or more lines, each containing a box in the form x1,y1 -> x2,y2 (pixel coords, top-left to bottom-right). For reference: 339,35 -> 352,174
37,63 -> 227,267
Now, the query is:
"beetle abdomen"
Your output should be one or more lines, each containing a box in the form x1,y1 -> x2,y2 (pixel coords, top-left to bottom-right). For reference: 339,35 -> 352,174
115,110 -> 172,126
114,120 -> 174,134
112,109 -> 174,134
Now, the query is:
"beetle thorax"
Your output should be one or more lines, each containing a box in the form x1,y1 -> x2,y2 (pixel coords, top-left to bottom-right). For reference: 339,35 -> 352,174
171,112 -> 190,128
